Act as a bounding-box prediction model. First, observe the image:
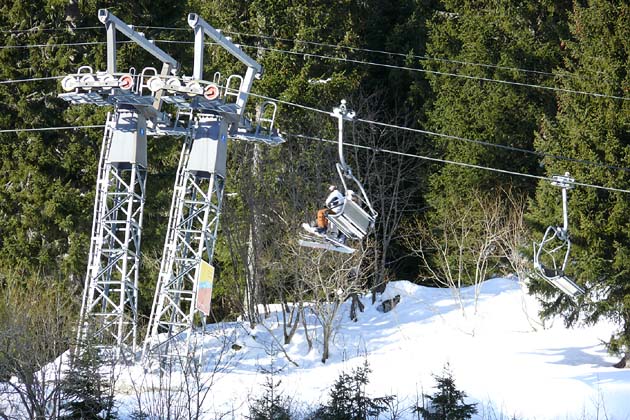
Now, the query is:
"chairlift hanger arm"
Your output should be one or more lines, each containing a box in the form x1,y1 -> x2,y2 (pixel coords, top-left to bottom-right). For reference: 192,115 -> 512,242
98,9 -> 179,75
331,100 -> 355,172
552,172 -> 574,232
187,13 -> 262,80
331,100 -> 378,219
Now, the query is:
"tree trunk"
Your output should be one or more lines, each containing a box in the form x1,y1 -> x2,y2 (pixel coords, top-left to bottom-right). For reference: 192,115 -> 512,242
244,144 -> 262,328
283,302 -> 301,345
301,310 -> 313,351
321,325 -> 330,363
613,352 -> 630,369
349,293 -> 365,322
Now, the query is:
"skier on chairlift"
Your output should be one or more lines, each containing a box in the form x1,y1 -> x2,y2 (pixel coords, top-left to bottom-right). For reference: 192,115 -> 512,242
325,184 -> 344,211
313,185 -> 347,243
299,100 -> 377,253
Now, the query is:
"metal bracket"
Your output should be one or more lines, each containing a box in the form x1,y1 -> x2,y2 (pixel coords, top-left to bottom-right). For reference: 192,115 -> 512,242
98,9 -> 178,75
187,13 -> 262,116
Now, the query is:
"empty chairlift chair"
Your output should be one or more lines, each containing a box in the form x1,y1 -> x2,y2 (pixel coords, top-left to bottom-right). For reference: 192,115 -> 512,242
532,173 -> 584,301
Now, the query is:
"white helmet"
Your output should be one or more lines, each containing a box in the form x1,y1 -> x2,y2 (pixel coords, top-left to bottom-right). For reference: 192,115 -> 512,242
328,185 -> 337,192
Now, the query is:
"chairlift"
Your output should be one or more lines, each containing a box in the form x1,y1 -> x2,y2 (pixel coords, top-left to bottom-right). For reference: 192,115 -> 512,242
532,172 -> 584,301
300,100 -> 378,253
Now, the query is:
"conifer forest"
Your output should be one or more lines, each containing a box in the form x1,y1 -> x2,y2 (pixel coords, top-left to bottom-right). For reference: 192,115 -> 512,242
0,0 -> 629,417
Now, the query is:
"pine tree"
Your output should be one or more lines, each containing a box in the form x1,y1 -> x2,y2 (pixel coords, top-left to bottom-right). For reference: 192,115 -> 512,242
0,0 -> 189,306
0,1 -> 103,278
414,364 -> 477,420
419,0 -> 571,286
312,361 -> 393,420
248,374 -> 293,420
528,1 -> 630,366
59,343 -> 117,420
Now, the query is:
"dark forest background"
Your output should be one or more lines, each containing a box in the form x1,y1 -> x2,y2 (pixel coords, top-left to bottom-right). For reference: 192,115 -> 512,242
0,0 -> 629,366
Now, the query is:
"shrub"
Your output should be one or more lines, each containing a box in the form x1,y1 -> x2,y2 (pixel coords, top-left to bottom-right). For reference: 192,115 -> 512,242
59,343 -> 117,420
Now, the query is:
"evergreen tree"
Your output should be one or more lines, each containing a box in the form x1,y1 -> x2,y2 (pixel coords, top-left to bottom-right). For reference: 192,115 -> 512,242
59,343 -> 117,420
0,0 -> 189,314
414,364 -> 477,420
0,0 -> 103,278
419,0 -> 571,285
311,361 -> 393,420
528,0 -> 630,366
424,0 -> 570,193
248,374 -> 293,420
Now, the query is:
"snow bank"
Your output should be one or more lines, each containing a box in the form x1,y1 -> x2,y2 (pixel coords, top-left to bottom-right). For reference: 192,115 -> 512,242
114,278 -> 626,419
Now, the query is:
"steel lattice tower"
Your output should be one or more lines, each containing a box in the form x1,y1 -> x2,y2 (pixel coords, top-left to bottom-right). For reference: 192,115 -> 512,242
78,109 -> 147,354
143,14 -> 283,362
144,116 -> 226,357
61,9 -> 183,357
60,10 -> 282,361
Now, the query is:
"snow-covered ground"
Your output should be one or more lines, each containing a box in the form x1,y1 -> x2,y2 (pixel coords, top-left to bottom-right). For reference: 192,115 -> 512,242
116,278 -> 628,419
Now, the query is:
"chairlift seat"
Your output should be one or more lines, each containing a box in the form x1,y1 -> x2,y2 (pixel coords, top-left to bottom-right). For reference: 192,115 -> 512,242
299,223 -> 356,254
327,199 -> 374,241
540,271 -> 584,301
533,224 -> 582,300
542,266 -> 563,278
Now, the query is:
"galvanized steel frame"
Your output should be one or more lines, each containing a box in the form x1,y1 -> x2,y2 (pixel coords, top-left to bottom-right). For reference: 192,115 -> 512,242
144,128 -> 224,359
78,112 -> 146,355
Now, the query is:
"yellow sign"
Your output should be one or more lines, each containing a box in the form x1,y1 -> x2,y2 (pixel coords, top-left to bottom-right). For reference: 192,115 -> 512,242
196,260 -> 214,316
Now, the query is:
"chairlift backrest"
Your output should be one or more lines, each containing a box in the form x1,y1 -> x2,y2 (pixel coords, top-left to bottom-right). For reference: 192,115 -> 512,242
327,196 -> 375,240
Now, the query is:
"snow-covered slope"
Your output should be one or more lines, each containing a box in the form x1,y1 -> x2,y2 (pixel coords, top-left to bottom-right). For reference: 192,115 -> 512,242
117,278 -> 629,419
